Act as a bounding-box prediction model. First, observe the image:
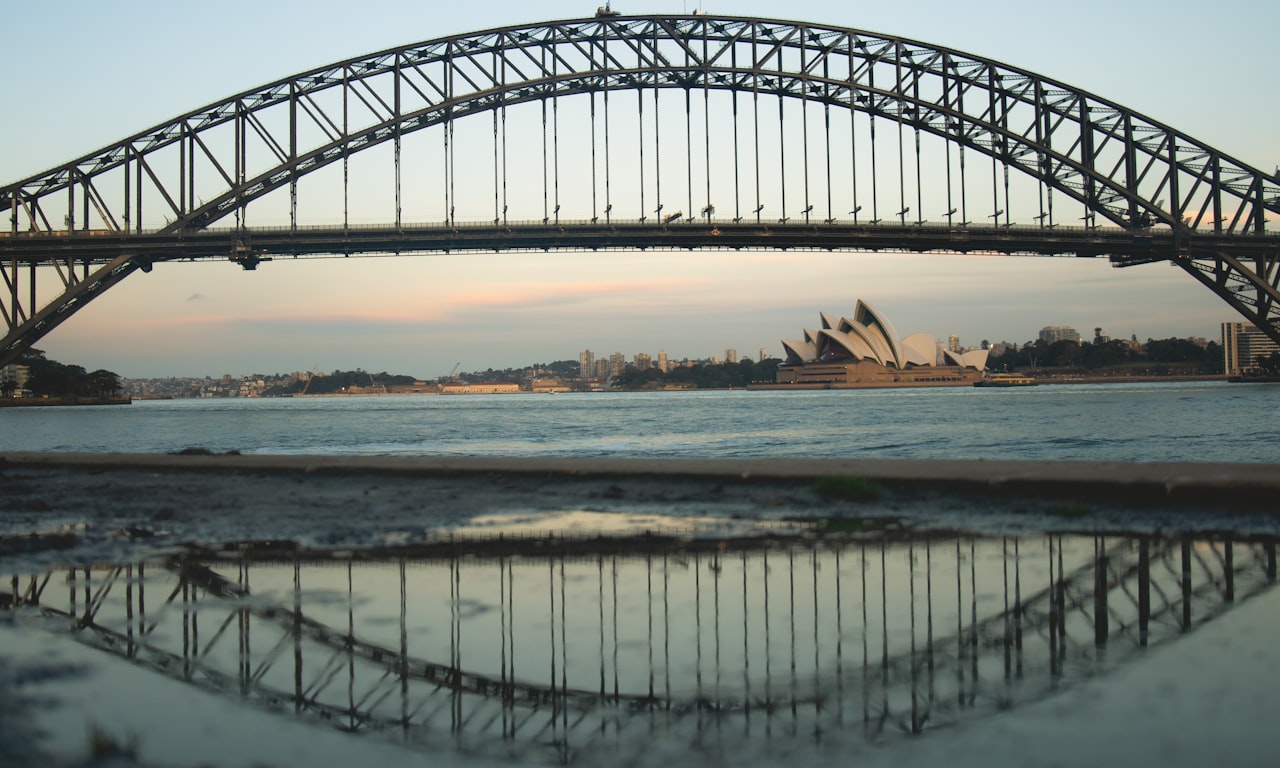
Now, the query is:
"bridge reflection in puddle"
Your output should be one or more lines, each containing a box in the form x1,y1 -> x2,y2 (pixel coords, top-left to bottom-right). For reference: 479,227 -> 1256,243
9,528 -> 1278,765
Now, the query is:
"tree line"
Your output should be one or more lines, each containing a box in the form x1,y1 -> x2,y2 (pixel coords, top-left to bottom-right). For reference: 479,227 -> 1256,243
3,349 -> 122,398
262,369 -> 418,396
615,358 -> 783,389
987,337 -> 1222,375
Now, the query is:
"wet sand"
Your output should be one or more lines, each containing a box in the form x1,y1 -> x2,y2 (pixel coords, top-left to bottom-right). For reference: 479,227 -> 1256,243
3,452 -> 1279,567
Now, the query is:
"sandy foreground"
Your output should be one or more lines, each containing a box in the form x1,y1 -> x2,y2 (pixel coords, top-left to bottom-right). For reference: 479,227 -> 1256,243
3,453 -> 1280,767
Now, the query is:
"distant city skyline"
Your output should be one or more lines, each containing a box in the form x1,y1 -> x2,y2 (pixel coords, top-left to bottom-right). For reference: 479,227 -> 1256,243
3,1 -> 1274,379
92,319 -> 1217,383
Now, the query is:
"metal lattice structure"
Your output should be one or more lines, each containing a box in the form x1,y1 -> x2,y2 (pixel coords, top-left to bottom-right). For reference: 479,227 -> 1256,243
3,14 -> 1279,367
9,533 -> 1277,763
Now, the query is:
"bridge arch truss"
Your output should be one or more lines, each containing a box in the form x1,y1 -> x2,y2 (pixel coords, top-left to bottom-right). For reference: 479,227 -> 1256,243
3,15 -> 1279,365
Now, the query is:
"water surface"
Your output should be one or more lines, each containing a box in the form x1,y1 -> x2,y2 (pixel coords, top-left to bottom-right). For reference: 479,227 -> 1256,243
4,381 -> 1278,462
9,527 -> 1277,766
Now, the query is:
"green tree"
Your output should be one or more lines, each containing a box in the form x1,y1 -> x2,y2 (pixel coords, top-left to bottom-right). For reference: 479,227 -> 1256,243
1146,338 -> 1205,364
1081,340 -> 1132,369
18,348 -> 122,397
86,370 -> 122,397
1046,339 -> 1084,367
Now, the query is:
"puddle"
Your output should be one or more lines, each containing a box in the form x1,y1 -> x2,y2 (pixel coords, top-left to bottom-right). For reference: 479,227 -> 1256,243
4,525 -> 1279,767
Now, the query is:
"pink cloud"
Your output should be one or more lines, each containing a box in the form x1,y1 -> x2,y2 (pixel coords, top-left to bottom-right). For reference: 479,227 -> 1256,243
444,277 -> 708,313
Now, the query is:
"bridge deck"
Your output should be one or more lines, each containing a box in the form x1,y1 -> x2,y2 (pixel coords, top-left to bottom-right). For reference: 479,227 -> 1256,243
3,221 -> 1276,267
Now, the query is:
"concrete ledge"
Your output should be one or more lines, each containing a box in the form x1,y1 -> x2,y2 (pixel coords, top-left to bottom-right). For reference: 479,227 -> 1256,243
3,451 -> 1277,507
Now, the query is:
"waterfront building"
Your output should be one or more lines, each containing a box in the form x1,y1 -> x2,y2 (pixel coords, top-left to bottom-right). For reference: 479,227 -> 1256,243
440,382 -> 521,395
1222,322 -> 1280,375
770,300 -> 987,388
578,349 -> 595,379
529,378 -> 571,393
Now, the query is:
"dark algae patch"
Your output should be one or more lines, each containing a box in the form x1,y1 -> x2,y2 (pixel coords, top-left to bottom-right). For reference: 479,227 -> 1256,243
813,475 -> 883,502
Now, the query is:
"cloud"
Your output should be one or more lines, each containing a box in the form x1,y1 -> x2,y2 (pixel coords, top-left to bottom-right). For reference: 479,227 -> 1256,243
442,278 -> 710,315
186,293 -> 209,302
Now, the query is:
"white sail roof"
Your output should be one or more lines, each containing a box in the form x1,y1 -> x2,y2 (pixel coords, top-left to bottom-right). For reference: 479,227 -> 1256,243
900,333 -> 937,366
817,328 -> 879,363
943,348 -> 990,370
779,301 -> 986,372
782,339 -> 818,365
852,300 -> 905,369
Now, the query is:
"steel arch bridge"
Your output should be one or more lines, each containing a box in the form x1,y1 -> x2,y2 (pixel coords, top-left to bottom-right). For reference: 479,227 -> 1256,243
3,13 -> 1279,368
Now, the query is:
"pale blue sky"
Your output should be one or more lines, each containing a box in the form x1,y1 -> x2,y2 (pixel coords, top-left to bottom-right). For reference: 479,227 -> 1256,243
2,1 -> 1276,377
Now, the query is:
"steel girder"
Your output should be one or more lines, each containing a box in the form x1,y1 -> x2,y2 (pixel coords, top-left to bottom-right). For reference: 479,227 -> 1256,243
2,14 -> 1279,364
4,15 -> 1276,236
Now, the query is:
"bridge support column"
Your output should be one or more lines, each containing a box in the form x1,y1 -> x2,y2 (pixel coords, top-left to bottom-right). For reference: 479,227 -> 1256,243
1093,539 -> 1108,646
1181,540 -> 1193,631
1225,542 -> 1234,603
1138,539 -> 1150,647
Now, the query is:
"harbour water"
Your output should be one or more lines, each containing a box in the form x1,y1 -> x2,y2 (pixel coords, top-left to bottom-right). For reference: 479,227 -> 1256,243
3,380 -> 1279,462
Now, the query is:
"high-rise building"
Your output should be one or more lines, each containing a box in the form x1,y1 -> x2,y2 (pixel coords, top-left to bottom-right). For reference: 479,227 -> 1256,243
634,352 -> 653,371
725,348 -> 738,364
578,349 -> 595,379
609,352 -> 626,378
1039,326 -> 1081,344
759,348 -> 769,362
1222,322 -> 1280,375
947,335 -> 962,353
0,364 -> 30,392
657,349 -> 669,372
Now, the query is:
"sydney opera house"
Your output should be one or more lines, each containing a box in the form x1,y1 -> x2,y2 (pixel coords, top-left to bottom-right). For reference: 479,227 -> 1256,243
766,300 -> 989,388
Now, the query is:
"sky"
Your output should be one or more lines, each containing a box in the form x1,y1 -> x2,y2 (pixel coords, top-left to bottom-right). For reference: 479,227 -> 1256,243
2,0 -> 1276,378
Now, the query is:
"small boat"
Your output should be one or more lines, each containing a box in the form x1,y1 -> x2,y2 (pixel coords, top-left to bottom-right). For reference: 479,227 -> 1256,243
974,372 -> 1037,387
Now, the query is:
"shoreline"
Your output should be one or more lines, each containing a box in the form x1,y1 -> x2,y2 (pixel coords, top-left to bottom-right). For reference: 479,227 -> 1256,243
0,396 -> 131,408
3,451 -> 1277,506
111,375 -> 1232,401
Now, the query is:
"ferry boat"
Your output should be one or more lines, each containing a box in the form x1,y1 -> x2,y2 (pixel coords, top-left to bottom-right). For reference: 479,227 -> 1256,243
973,372 -> 1037,387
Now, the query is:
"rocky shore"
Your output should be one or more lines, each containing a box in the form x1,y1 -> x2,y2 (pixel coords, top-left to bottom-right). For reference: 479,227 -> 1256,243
3,452 -> 1279,571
